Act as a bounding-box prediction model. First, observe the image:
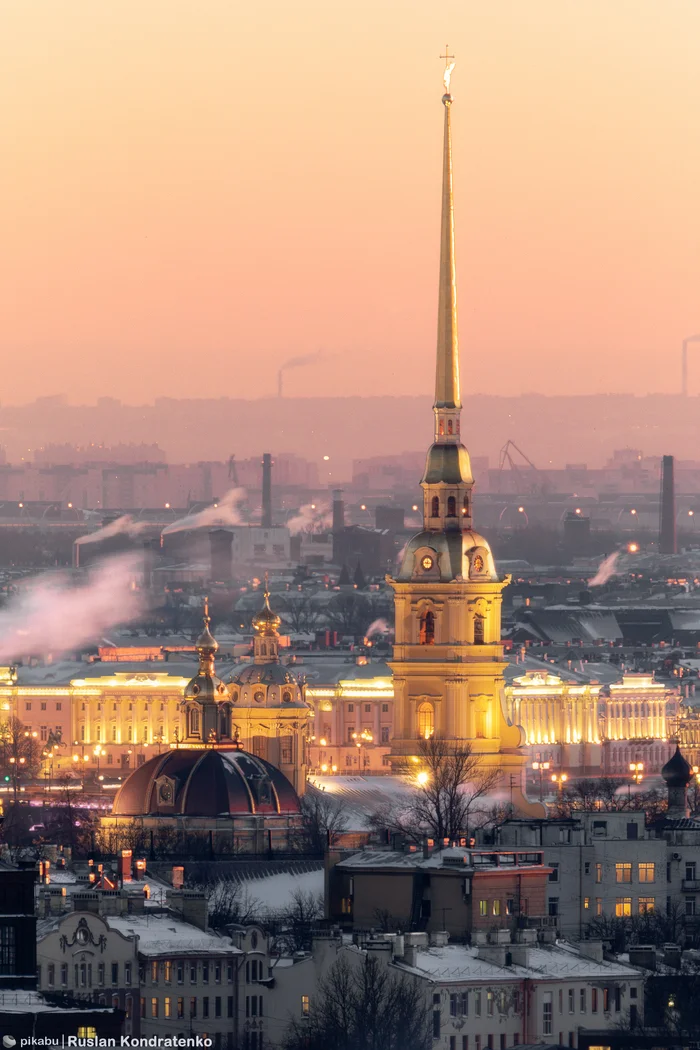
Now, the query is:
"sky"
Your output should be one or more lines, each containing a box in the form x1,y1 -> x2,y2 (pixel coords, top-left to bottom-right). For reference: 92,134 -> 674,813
0,1 -> 698,403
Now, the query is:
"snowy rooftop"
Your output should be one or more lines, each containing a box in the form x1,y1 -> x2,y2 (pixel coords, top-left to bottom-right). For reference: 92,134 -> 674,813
106,912 -> 242,956
335,847 -> 548,875
208,867 -> 323,917
395,942 -> 641,984
0,988 -> 115,1013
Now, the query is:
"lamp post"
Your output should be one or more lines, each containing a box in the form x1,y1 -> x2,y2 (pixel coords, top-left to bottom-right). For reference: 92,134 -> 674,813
551,772 -> 568,795
629,761 -> 644,802
351,729 -> 373,772
532,758 -> 551,802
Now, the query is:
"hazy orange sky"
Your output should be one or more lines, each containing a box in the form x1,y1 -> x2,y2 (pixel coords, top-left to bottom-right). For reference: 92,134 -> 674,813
0,1 -> 698,403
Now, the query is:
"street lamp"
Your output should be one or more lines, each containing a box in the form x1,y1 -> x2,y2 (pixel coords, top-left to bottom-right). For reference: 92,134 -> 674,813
551,772 -> 568,793
351,729 -> 373,771
93,745 -> 104,778
532,759 -> 551,802
629,761 -> 644,801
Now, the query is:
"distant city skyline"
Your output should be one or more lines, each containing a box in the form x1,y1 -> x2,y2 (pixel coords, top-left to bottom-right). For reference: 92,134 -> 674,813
0,2 -> 698,403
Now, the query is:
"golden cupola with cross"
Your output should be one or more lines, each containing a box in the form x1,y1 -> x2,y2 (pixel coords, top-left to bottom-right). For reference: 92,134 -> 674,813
388,57 -> 537,809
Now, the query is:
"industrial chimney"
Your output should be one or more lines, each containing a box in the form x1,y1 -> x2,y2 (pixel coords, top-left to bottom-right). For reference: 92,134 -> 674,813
332,489 -> 345,533
659,455 -> 677,555
262,453 -> 273,528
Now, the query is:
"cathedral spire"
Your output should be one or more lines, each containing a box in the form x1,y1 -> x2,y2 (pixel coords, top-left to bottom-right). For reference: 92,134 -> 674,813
434,49 -> 461,443
195,596 -> 218,677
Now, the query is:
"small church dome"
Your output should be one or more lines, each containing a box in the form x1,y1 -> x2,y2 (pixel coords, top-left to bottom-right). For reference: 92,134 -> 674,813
661,745 -> 693,788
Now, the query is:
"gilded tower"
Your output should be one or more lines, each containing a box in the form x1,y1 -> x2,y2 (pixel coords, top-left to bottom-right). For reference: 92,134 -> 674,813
388,62 -> 537,807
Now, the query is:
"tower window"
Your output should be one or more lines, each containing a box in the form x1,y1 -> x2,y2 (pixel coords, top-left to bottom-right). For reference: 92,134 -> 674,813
431,496 -> 440,518
439,419 -> 445,436
463,495 -> 469,516
447,496 -> 456,517
418,703 -> 434,740
474,616 -> 485,644
189,708 -> 200,735
260,642 -> 267,656
419,610 -> 435,645
447,420 -> 453,435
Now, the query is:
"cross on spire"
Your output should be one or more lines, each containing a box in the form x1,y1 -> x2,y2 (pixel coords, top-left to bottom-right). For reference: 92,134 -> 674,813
440,45 -> 454,67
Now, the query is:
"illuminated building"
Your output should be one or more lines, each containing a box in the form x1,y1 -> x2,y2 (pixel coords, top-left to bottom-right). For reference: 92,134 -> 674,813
386,64 -> 538,810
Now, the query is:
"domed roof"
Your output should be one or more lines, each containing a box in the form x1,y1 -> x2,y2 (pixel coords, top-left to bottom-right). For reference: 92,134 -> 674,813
396,529 -> 498,583
251,582 -> 281,637
421,443 -> 473,486
228,663 -> 298,687
112,748 -> 301,818
661,745 -> 693,787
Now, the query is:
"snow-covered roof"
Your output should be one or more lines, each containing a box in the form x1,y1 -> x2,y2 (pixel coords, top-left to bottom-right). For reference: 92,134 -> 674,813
0,989 -> 115,1013
395,942 -> 641,984
106,912 -> 242,957
208,868 -> 323,916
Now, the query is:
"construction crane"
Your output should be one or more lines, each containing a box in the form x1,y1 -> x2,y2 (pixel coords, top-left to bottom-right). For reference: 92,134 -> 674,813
498,440 -> 549,495
682,334 -> 700,396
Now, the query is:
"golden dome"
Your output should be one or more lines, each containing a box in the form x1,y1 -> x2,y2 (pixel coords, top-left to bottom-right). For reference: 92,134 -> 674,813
251,578 -> 281,636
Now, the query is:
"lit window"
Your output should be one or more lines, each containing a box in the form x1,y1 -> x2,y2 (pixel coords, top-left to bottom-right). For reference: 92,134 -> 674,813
583,897 -> 590,910
638,897 -> 655,915
492,900 -> 500,916
595,863 -> 602,883
418,703 -> 434,740
615,897 -> 632,917
164,997 -> 171,1018
479,900 -> 488,917
615,863 -> 632,883
301,994 -> 310,1017
151,998 -> 159,1018
595,898 -> 603,916
638,862 -> 655,883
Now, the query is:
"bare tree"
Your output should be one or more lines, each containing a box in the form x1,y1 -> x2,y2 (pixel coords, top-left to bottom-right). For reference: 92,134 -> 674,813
283,952 -> 431,1050
368,737 -> 500,844
269,888 -> 324,953
299,791 -> 348,853
278,593 -> 323,634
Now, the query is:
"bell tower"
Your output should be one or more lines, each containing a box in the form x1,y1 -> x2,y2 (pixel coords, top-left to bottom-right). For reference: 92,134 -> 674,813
387,59 -> 538,811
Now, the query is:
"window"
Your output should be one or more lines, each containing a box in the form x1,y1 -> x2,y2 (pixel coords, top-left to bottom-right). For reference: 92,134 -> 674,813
381,727 -> 390,744
568,989 -> 574,1014
580,988 -> 586,1012
479,900 -> 488,917
639,863 -> 655,883
638,897 -> 655,915
202,963 -> 209,984
595,863 -> 602,883
47,963 -> 55,987
583,897 -> 590,910
301,994 -> 310,1017
98,963 -> 105,986
215,964 -> 221,984
549,863 -> 559,883
542,993 -> 553,1035
203,997 -> 209,1018
215,996 -> 221,1017
596,898 -> 603,916
419,610 -> 435,645
164,997 -> 171,1018
548,898 -> 559,917
431,496 -> 440,518
190,964 -> 196,982
686,897 -> 696,916
347,727 -> 355,743
492,900 -> 501,916
447,496 -> 456,517
364,704 -> 371,713
616,863 -> 632,883
227,996 -> 233,1018
0,926 -> 16,975
177,997 -> 184,1019
474,991 -> 481,1016
189,997 -> 197,1018
687,862 -> 697,881
473,617 -> 485,644
347,704 -> 354,713
450,1039 -> 456,1050
592,988 -> 598,1013
61,963 -> 67,987
615,897 -> 632,917
151,998 -> 159,1018
418,703 -> 434,740
177,962 -> 184,984
433,1007 -> 441,1039
112,962 -> 118,985
56,702 -> 62,711
151,961 -> 158,983
486,991 -> 494,1016
603,988 -> 610,1012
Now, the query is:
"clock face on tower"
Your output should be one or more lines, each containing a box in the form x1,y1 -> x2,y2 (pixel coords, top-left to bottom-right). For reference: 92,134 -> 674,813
421,555 -> 434,571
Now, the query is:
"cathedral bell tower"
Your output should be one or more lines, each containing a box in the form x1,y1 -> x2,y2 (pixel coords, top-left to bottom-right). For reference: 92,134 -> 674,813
182,599 -> 234,746
387,59 -> 537,809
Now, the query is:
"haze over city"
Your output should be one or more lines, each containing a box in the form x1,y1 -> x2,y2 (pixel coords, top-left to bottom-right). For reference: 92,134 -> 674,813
1,1 -> 699,404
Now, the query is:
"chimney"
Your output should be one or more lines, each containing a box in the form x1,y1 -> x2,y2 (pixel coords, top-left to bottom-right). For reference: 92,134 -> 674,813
209,529 -> 233,582
332,489 -> 345,533
660,455 -> 677,555
167,889 -> 208,931
262,453 -> 273,528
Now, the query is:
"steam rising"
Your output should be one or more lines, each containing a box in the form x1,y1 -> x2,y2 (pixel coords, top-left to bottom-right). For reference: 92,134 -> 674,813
588,552 -> 620,587
76,515 -> 149,546
287,502 -> 332,535
161,489 -> 246,536
0,553 -> 145,661
280,352 -> 325,372
365,618 -> 391,640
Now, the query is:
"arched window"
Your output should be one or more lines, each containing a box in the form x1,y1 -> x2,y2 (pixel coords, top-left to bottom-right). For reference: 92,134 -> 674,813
282,691 -> 292,703
447,420 -> 453,435
439,419 -> 445,436
260,642 -> 267,656
418,703 -> 434,740
419,610 -> 435,645
463,495 -> 469,517
189,707 -> 200,736
219,704 -> 231,738
475,707 -> 486,739
474,616 -> 485,644
431,496 -> 440,518
447,496 -> 456,517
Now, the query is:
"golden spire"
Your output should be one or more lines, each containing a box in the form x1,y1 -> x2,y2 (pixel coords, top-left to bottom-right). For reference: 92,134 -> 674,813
195,595 -> 218,674
251,572 -> 282,636
434,48 -> 461,436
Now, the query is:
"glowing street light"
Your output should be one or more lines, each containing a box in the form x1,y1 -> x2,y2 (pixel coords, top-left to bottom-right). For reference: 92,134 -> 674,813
551,772 -> 568,792
416,771 -> 429,786
532,758 -> 550,801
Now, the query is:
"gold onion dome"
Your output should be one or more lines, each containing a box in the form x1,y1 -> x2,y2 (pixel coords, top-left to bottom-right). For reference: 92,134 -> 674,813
196,599 -> 219,654
252,578 -> 281,636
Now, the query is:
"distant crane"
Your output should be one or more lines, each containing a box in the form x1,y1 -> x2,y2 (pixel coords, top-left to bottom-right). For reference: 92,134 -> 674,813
498,440 -> 549,495
682,334 -> 700,396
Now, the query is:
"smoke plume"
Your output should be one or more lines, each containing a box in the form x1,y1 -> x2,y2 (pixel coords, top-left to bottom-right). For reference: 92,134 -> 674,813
588,552 -> 620,587
76,515 -> 150,546
161,489 -> 246,536
0,553 -> 146,661
280,351 -> 325,372
287,502 -> 333,536
365,618 -> 392,640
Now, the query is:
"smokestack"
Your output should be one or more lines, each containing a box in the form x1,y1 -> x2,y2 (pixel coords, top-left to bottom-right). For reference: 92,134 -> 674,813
332,489 -> 345,533
660,455 -> 677,555
209,529 -> 233,582
72,539 -> 80,570
262,453 -> 273,528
